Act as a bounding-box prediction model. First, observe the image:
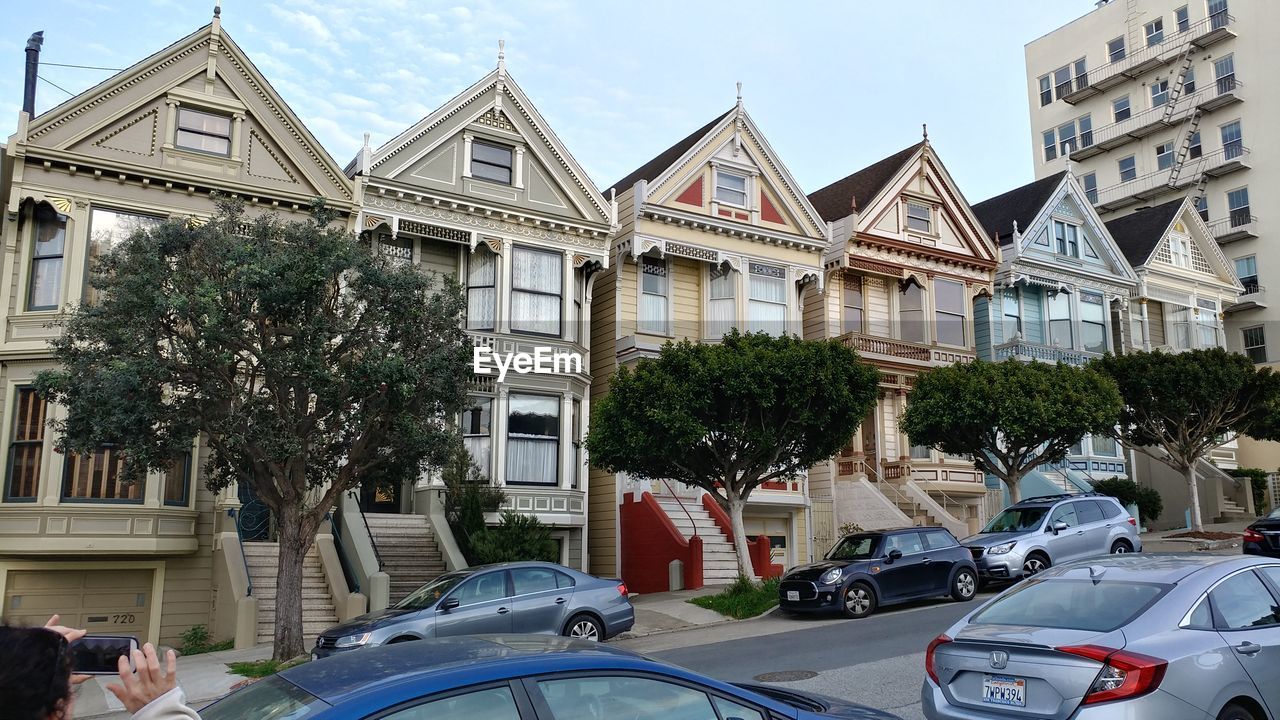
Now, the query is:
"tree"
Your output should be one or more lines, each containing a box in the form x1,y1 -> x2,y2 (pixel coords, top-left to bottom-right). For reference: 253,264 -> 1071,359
440,446 -> 505,562
587,331 -> 879,580
35,199 -> 471,660
1093,348 -> 1280,531
902,359 -> 1122,504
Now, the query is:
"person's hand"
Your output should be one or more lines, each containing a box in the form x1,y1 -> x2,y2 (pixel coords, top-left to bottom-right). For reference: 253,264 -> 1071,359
105,643 -> 178,714
44,614 -> 91,686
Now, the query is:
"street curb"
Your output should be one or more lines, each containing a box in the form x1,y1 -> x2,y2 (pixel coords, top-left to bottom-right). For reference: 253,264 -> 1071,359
614,602 -> 780,641
1153,538 -> 1240,552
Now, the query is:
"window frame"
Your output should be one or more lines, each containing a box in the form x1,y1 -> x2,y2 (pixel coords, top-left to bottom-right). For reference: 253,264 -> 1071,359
898,280 -> 927,344
1080,292 -> 1108,354
1002,287 -> 1021,340
1053,220 -> 1081,258
27,204 -> 67,312
505,393 -> 561,487
462,395 -> 493,477
1175,5 -> 1190,32
843,273 -> 864,335
1039,75 -> 1053,106
1234,255 -> 1258,293
1227,186 -> 1250,227
638,254 -> 671,336
510,245 -> 563,338
1107,36 -> 1126,63
714,169 -> 749,208
369,681 -> 527,720
1057,120 -> 1077,155
905,201 -> 933,234
174,107 -> 232,157
1053,65 -> 1073,100
1047,290 -> 1074,350
1150,79 -> 1170,108
1243,326 -> 1266,363
746,262 -> 788,336
162,451 -> 193,508
706,262 -> 736,340
1145,17 -> 1165,46
1113,95 -> 1131,123
1220,119 -> 1243,160
1118,155 -> 1137,182
1043,129 -> 1058,162
1155,140 -> 1175,171
1082,172 -> 1098,205
933,277 -> 967,348
61,444 -> 140,505
466,244 -> 497,332
470,139 -> 515,186
84,206 -> 165,306
3,386 -> 46,503
1209,570 -> 1280,631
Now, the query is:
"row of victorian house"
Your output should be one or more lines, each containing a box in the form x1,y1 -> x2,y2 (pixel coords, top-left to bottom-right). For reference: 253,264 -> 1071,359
0,15 -> 1255,649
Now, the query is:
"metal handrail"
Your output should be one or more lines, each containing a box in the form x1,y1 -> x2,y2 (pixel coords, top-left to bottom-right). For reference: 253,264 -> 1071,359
230,507 -> 254,597
348,490 -> 383,570
659,479 -> 698,538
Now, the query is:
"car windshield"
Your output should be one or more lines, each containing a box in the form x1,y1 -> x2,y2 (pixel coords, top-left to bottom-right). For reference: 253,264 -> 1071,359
201,675 -> 327,720
981,507 -> 1048,533
826,534 -> 880,561
971,579 -> 1170,632
1267,508 -> 1280,520
395,573 -> 468,610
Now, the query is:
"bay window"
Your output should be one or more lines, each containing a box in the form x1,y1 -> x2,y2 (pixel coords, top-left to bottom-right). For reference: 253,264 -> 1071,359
1080,292 -> 1107,354
1169,305 -> 1192,350
511,246 -> 561,336
707,263 -> 735,339
843,274 -> 864,334
1197,299 -> 1219,347
62,446 -> 136,503
639,256 -> 669,334
747,262 -> 787,336
506,394 -> 559,486
85,207 -> 164,305
899,281 -> 926,343
1047,291 -> 1073,348
1002,288 -> 1021,339
466,245 -> 496,331
4,388 -> 46,501
934,278 -> 966,347
463,396 -> 492,477
1092,434 -> 1118,457
28,204 -> 66,311
162,452 -> 193,507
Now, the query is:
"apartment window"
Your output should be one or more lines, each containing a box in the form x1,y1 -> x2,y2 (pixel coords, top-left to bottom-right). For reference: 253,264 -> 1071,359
1058,121 -> 1077,155
1118,155 -> 1137,182
1053,220 -> 1080,257
1175,5 -> 1190,32
1214,55 -> 1236,94
466,244 -> 496,331
1209,0 -> 1229,30
1228,187 -> 1251,228
934,279 -> 966,347
4,388 -> 46,501
1235,256 -> 1258,293
1047,291 -> 1073,349
715,170 -> 748,207
377,234 -> 412,266
1002,287 -> 1021,339
85,207 -> 164,306
1195,195 -> 1209,221
1073,59 -> 1088,92
1083,172 -> 1098,204
639,255 -> 669,335
1221,120 -> 1243,160
899,281 -> 926,343
1188,131 -> 1202,159
1197,299 -> 1220,348
1145,18 -> 1164,46
1043,130 -> 1058,162
511,246 -> 562,336
1081,292 -> 1107,354
842,274 -> 864,334
1113,96 -> 1131,123
707,263 -> 735,339
1053,65 -> 1073,100
1079,115 -> 1093,148
1170,305 -> 1192,350
1243,326 -> 1266,363
1156,141 -> 1175,170
747,262 -> 787,336
1107,37 -> 1126,63
463,397 -> 492,476
175,108 -> 231,156
471,141 -> 514,184
1170,235 -> 1191,268
906,201 -> 932,233
571,398 -> 581,490
1038,75 -> 1052,106
1150,79 -> 1169,108
1093,434 -> 1119,457
162,452 -> 192,507
1183,66 -> 1196,94
506,394 -> 559,486
62,446 -> 136,503
27,204 -> 66,311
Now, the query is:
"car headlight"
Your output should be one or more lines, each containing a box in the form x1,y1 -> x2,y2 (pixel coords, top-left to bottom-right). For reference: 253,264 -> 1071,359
334,632 -> 371,648
819,567 -> 844,585
988,542 -> 1016,555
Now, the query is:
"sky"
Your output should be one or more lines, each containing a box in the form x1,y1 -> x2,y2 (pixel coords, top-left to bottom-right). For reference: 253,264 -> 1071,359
1,0 -> 1094,205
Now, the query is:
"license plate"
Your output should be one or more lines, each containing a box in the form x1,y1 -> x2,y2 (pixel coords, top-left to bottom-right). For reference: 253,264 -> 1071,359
786,591 -> 800,601
982,674 -> 1026,707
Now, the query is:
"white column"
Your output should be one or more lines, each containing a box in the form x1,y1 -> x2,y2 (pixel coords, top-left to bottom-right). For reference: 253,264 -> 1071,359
514,147 -> 526,189
230,113 -> 245,162
493,386 -> 509,486
1139,299 -> 1152,350
559,394 -> 573,490
498,239 -> 513,334
462,134 -> 474,178
562,250 -> 573,340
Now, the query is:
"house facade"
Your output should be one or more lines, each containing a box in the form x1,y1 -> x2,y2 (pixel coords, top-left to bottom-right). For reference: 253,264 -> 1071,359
587,98 -> 829,589
0,13 -> 355,646
805,138 -> 999,542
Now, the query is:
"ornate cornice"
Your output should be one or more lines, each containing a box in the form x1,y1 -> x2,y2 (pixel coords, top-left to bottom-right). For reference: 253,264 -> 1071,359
851,240 -> 994,282
641,206 -> 826,253
363,195 -> 608,254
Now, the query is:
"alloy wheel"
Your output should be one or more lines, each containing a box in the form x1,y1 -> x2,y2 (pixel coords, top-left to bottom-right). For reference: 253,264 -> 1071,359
956,572 -> 976,598
1023,556 -> 1047,575
569,620 -> 599,641
845,586 -> 872,615
1112,543 -> 1129,554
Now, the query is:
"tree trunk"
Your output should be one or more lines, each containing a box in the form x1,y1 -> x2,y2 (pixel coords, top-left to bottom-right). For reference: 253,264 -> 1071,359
724,491 -> 756,582
1185,462 -> 1205,532
1002,471 -> 1021,504
273,503 -> 310,661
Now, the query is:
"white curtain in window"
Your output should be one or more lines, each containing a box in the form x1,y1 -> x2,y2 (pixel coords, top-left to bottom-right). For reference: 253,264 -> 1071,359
464,437 -> 491,478
748,265 -> 786,336
506,439 -> 557,485
1170,306 -> 1192,350
640,257 -> 669,334
467,248 -> 496,330
512,247 -> 562,335
708,265 -> 736,338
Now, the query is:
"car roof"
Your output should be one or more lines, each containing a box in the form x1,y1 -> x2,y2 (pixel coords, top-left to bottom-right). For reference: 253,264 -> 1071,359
1036,553 -> 1263,585
281,635 -> 643,702
1013,493 -> 1118,507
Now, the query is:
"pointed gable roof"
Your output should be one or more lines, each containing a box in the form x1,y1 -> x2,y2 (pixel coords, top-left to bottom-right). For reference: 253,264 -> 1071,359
1105,199 -> 1185,267
971,171 -> 1067,245
605,109 -> 733,196
807,141 -> 925,222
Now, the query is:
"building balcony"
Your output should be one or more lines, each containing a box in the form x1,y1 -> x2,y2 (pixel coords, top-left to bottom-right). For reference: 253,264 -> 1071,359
1061,13 -> 1236,104
838,332 -> 975,369
0,504 -> 199,555
1226,284 -> 1267,313
1071,83 -> 1233,162
994,339 -> 1100,367
1209,213 -> 1258,244
1094,167 -> 1178,211
1198,76 -> 1243,112
1197,145 -> 1251,179
1094,146 -> 1250,212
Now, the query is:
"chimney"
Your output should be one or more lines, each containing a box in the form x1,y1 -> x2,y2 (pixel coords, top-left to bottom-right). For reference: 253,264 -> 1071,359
23,31 -> 44,117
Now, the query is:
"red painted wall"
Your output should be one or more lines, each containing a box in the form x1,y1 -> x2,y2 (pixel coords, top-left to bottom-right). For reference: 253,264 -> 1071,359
619,492 -> 704,593
675,176 -> 704,207
760,192 -> 785,225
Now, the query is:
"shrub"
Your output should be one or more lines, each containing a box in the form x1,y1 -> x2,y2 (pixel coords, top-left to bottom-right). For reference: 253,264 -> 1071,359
1090,477 -> 1162,523
179,625 -> 233,656
440,446 -> 505,562
689,576 -> 781,619
470,512 -> 559,565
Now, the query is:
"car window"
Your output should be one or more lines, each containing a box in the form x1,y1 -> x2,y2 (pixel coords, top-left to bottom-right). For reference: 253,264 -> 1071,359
922,530 -> 958,550
885,532 -> 924,556
200,676 -> 325,720
537,675 -> 718,720
453,572 -> 509,607
555,571 -> 575,589
981,507 -> 1048,533
712,696 -> 765,720
1185,596 -> 1214,629
380,686 -> 521,720
826,534 -> 880,561
1076,501 -> 1104,525
971,579 -> 1168,632
512,568 -> 560,595
1210,571 -> 1280,630
1049,503 -> 1079,528
1099,500 -> 1123,519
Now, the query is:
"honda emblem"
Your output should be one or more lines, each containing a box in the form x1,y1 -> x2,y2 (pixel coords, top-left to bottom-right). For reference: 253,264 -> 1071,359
989,650 -> 1009,670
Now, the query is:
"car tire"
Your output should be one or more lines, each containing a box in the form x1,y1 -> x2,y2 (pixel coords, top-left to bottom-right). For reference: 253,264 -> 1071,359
564,613 -> 603,642
841,582 -> 876,619
951,569 -> 978,602
1217,702 -> 1259,720
1022,552 -> 1050,578
1110,539 -> 1132,554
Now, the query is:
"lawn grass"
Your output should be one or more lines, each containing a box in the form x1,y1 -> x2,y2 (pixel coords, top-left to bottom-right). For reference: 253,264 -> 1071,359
226,656 -> 307,678
689,577 -> 781,619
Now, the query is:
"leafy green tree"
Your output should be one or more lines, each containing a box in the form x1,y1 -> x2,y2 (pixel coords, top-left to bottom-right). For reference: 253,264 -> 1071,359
35,199 -> 470,660
440,446 -> 506,562
1094,348 -> 1280,531
587,331 -> 879,579
1089,477 -> 1163,524
902,359 -> 1122,504
469,512 -> 559,565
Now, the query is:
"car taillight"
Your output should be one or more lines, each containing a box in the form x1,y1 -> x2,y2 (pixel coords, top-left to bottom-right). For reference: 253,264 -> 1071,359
925,634 -> 951,685
1127,517 -> 1137,526
617,583 -> 629,596
1057,645 -> 1167,705
1244,528 -> 1264,543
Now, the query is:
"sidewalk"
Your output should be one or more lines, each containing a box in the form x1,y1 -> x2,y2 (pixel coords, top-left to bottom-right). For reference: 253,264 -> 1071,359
77,644 -> 272,719
1140,519 -> 1250,553
616,586 -> 740,639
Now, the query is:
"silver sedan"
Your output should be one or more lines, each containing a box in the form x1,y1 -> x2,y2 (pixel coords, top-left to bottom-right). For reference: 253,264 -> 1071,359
923,554 -> 1280,720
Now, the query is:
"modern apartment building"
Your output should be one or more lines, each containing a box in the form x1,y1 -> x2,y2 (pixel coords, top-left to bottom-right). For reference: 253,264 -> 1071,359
1025,0 -> 1279,469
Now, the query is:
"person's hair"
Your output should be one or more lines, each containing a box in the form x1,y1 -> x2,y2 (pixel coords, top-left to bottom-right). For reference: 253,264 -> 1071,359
0,626 -> 72,720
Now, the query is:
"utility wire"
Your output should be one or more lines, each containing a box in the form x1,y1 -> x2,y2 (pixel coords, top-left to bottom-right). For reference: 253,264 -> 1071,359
41,61 -> 124,71
37,75 -> 74,96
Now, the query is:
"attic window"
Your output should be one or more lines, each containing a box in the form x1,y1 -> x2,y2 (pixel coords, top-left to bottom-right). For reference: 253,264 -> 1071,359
715,171 -> 748,207
471,141 -> 513,185
176,108 -> 232,156
906,202 -> 932,233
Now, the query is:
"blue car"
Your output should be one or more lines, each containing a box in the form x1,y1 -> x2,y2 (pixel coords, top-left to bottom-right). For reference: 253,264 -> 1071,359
201,635 -> 900,719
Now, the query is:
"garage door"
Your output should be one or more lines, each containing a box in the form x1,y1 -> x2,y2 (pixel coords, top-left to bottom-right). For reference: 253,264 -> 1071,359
744,517 -> 791,567
4,569 -> 152,640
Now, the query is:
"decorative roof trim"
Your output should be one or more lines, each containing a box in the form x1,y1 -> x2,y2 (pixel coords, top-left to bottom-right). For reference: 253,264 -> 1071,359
640,205 -> 827,252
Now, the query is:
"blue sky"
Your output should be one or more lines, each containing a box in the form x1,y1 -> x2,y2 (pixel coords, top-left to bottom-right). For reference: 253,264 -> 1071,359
2,0 -> 1092,204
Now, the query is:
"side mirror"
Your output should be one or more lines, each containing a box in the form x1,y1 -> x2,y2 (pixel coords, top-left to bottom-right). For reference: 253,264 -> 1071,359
438,597 -> 460,612
886,549 -> 903,563
1050,521 -> 1069,534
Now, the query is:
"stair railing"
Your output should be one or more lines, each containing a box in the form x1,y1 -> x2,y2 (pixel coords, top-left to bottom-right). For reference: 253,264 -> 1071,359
231,505 -> 255,597
865,462 -> 924,522
347,490 -> 384,571
328,510 -> 361,594
658,479 -> 699,538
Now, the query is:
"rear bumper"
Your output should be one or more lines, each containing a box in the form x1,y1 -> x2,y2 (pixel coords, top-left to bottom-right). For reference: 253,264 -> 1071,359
1243,543 -> 1280,558
602,604 -> 635,639
921,679 -> 1213,719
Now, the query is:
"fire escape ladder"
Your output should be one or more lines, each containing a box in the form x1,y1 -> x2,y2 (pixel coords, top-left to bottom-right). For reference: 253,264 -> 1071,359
1163,46 -> 1196,124
1167,109 -> 1203,188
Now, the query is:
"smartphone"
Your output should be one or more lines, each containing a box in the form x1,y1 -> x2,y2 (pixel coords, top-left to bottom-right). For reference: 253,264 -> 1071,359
69,635 -> 139,675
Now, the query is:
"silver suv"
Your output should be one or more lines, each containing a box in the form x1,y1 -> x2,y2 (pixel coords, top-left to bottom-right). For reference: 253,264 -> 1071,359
963,493 -> 1141,581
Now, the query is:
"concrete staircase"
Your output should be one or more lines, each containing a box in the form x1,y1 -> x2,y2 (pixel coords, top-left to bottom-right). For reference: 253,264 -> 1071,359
655,496 -> 740,585
243,542 -> 337,646
1039,468 -> 1077,495
873,480 -> 941,527
363,514 -> 448,604
1217,496 -> 1254,523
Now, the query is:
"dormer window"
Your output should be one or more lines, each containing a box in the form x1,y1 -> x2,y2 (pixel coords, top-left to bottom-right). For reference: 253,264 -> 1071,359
1053,220 -> 1080,258
715,171 -> 747,207
906,202 -> 932,233
176,108 -> 232,156
471,141 -> 514,184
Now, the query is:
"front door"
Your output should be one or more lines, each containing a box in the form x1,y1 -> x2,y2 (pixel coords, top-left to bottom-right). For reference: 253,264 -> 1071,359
434,570 -> 513,637
876,531 -> 931,599
861,407 -> 879,473
360,480 -> 401,514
